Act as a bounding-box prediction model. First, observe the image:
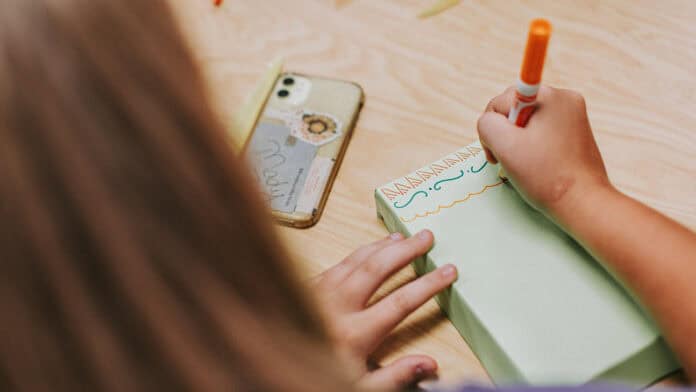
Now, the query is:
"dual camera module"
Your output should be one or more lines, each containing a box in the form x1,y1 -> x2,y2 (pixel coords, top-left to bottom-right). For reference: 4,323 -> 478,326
277,77 -> 294,98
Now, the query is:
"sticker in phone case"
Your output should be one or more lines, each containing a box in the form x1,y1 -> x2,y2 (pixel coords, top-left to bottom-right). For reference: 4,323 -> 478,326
294,112 -> 342,146
263,108 -> 303,123
246,120 -> 317,213
295,156 -> 335,214
264,108 -> 342,147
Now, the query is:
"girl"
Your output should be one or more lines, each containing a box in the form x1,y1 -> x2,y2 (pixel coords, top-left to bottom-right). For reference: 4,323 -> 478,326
2,0 -> 695,391
0,0 -> 454,390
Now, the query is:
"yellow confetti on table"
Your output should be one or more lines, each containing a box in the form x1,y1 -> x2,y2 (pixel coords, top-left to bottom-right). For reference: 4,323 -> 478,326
419,0 -> 461,19
229,57 -> 284,151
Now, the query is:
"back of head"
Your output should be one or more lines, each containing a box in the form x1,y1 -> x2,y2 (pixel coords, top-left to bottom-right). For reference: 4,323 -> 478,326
0,0 -> 353,390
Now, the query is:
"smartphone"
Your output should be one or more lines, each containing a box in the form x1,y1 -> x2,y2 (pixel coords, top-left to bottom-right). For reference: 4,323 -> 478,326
244,72 -> 364,228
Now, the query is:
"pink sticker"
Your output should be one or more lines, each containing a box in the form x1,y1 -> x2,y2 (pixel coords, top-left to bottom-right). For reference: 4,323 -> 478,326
295,156 -> 334,214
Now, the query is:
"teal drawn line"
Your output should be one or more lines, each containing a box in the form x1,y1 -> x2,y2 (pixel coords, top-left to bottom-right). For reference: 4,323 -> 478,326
470,161 -> 488,173
393,163 -> 486,209
393,191 -> 428,209
432,170 -> 464,191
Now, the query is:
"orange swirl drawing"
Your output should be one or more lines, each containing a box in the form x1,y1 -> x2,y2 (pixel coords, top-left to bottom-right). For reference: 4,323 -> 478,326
399,180 -> 505,223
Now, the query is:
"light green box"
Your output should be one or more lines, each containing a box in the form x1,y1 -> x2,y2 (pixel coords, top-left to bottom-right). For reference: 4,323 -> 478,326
374,141 -> 679,385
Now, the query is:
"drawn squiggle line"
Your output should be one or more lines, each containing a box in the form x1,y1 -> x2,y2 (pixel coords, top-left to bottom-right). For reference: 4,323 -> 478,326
470,161 -> 487,173
393,190 -> 428,209
399,180 -> 505,223
432,170 -> 465,191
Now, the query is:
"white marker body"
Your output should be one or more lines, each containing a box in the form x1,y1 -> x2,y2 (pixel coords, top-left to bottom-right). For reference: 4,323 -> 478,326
499,80 -> 540,179
507,79 -> 540,126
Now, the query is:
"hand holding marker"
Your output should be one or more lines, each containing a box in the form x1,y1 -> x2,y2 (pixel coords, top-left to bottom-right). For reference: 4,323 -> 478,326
499,19 -> 552,179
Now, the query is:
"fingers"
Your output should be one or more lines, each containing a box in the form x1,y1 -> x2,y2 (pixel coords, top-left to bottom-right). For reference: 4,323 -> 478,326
483,146 -> 498,165
360,264 -> 457,342
485,86 -> 516,115
341,230 -> 434,307
477,111 -> 520,166
316,233 -> 404,289
486,85 -> 560,115
343,233 -> 404,272
357,355 -> 437,391
480,87 -> 518,165
536,85 -> 559,103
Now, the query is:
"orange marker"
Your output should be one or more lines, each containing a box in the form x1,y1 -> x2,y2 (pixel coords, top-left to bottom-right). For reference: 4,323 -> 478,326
214,0 -> 223,6
508,19 -> 552,127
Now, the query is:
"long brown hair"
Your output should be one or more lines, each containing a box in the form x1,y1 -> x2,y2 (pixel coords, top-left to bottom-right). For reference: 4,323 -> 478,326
0,0 -> 353,390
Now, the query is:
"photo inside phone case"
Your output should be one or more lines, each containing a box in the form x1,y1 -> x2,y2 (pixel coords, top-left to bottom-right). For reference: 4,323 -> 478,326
244,73 -> 363,227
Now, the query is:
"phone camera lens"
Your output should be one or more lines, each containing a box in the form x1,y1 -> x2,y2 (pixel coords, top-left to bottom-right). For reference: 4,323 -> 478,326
278,89 -> 290,98
282,77 -> 295,86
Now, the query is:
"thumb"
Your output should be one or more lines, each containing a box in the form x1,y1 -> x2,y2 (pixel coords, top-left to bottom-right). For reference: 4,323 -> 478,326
476,111 -> 520,165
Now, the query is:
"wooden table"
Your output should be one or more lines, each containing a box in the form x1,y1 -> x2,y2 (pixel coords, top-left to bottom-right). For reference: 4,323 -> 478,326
172,0 -> 696,387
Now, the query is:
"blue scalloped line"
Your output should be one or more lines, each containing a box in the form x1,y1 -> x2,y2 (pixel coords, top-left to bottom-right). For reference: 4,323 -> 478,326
432,170 -> 465,191
393,190 -> 428,209
470,161 -> 488,173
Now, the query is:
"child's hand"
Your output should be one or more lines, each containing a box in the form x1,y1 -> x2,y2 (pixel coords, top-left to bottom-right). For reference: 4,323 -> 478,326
477,86 -> 611,216
310,230 -> 457,390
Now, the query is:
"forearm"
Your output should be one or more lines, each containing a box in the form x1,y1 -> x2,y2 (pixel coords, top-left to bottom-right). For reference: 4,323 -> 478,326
553,184 -> 696,378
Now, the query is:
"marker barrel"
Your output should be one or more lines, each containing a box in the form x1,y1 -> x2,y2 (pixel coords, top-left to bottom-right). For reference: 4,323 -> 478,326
500,19 -> 550,179
508,79 -> 540,127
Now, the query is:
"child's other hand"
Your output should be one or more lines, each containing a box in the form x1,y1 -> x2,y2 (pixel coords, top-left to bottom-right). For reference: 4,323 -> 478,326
310,230 -> 457,390
477,86 -> 611,216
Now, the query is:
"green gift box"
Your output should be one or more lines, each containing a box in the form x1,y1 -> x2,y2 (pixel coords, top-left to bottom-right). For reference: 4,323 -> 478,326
375,141 -> 679,385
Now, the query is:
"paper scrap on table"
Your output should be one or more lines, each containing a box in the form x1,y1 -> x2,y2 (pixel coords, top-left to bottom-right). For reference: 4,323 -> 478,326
419,0 -> 460,18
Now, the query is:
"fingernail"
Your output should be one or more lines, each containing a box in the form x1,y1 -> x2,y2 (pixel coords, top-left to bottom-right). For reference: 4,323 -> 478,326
441,264 -> 457,278
390,232 -> 403,240
417,229 -> 431,240
415,362 -> 436,377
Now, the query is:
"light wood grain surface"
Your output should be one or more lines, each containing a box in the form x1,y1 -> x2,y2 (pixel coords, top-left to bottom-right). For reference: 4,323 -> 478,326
171,0 -> 696,387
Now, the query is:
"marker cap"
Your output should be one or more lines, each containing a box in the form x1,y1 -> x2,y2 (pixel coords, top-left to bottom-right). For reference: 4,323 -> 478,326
519,19 -> 552,85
